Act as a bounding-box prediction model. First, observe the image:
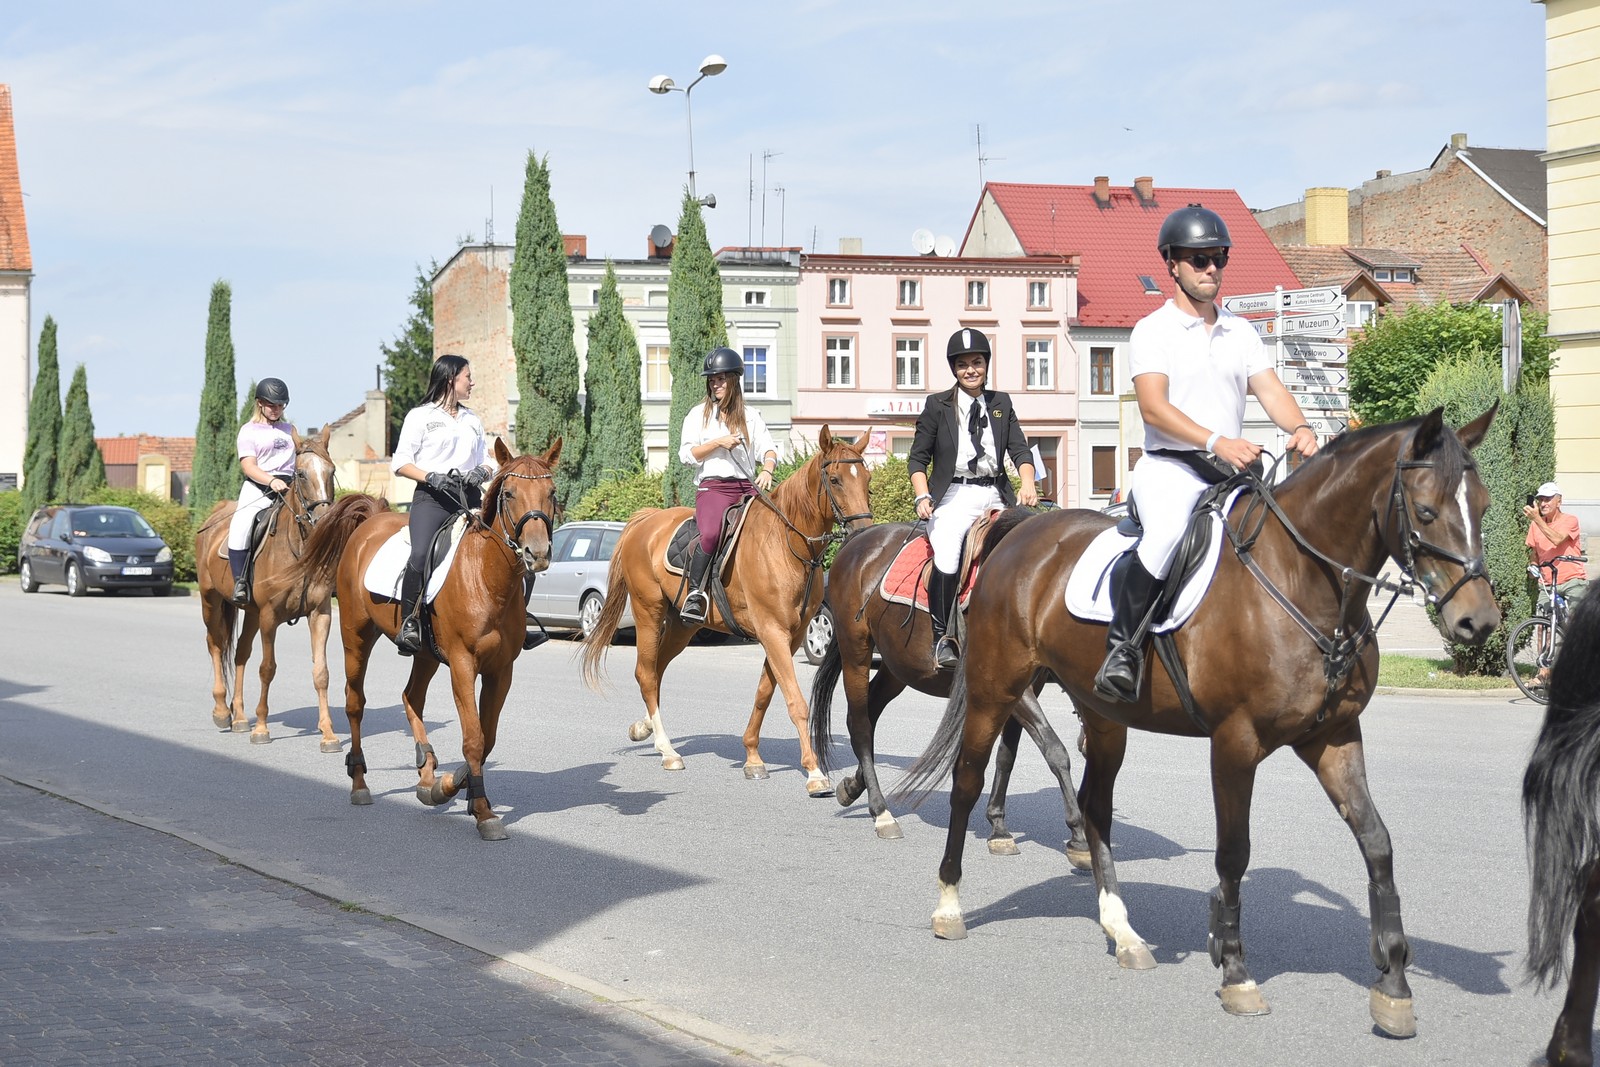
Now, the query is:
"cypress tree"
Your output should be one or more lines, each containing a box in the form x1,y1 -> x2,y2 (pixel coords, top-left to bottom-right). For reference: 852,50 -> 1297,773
579,262 -> 646,499
21,315 -> 62,513
380,263 -> 437,453
510,150 -> 585,506
191,280 -> 240,515
664,191 -> 728,506
57,364 -> 106,500
239,381 -> 257,426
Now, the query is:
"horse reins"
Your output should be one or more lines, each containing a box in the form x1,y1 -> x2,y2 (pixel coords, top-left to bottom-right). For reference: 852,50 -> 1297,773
742,451 -> 870,623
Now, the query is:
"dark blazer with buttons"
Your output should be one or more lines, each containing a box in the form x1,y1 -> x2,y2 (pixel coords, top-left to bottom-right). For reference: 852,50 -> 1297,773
907,386 -> 1033,506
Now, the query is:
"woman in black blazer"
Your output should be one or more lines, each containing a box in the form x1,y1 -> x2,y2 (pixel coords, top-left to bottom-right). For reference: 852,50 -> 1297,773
907,328 -> 1037,667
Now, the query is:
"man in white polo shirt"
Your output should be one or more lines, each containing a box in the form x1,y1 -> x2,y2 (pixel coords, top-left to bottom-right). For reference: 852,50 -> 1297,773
1094,204 -> 1321,702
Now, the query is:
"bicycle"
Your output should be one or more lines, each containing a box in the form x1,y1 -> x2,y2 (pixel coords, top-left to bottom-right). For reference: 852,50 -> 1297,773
1507,554 -> 1589,704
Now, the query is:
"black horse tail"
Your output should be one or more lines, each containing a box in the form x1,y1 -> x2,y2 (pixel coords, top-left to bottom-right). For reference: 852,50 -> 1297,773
809,634 -> 844,774
978,505 -> 1036,564
1524,591 -> 1600,987
893,659 -> 971,810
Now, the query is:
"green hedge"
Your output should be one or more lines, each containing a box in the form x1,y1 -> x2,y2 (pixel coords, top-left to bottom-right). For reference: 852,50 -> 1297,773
0,486 -> 199,581
0,490 -> 24,572
567,467 -> 667,522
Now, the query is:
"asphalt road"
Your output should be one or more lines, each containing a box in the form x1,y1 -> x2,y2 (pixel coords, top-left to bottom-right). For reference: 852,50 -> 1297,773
0,579 -> 1573,1066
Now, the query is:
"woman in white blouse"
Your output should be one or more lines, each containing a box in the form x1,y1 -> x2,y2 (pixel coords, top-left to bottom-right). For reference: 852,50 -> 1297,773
676,347 -> 778,623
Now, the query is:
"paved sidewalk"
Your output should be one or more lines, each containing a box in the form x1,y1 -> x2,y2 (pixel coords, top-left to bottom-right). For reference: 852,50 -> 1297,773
0,777 -> 765,1067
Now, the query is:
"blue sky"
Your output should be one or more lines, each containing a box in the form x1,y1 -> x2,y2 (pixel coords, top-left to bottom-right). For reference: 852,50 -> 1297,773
4,0 -> 1549,438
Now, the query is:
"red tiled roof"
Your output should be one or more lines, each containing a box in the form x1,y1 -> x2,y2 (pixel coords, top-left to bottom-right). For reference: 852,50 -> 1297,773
95,435 -> 196,473
0,84 -> 31,272
1276,245 -> 1515,311
971,182 -> 1300,328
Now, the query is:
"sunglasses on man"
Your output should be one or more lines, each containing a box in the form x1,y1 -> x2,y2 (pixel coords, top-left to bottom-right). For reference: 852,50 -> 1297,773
1175,250 -> 1230,270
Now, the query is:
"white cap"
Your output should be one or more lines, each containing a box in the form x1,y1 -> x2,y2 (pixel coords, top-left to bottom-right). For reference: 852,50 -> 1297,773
1537,481 -> 1562,499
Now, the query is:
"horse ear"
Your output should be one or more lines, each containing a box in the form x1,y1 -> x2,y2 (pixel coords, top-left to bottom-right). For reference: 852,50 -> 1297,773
853,429 -> 871,452
1456,400 -> 1499,452
818,425 -> 833,452
1407,407 -> 1446,459
318,423 -> 332,448
291,427 -> 303,448
543,436 -> 564,467
493,437 -> 513,465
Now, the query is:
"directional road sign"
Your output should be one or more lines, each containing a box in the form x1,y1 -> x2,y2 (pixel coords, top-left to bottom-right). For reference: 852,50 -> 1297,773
1297,392 -> 1349,411
1283,365 -> 1348,390
1278,311 -> 1346,338
1280,339 -> 1348,363
1223,285 -> 1345,316
1303,415 -> 1349,435
1224,292 -> 1281,316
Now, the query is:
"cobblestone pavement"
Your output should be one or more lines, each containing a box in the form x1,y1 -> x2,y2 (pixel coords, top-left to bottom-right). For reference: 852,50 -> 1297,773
0,777 -> 762,1066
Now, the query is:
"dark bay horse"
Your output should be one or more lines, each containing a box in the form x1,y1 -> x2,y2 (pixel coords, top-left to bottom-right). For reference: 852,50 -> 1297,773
898,407 -> 1499,1037
1524,588 -> 1600,1067
195,426 -> 339,748
809,516 -> 1090,860
580,426 -> 873,795
286,438 -> 560,841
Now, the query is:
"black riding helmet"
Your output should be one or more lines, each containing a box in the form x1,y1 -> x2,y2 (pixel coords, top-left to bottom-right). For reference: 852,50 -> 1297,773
701,347 -> 744,377
945,328 -> 991,370
255,378 -> 290,405
1157,204 -> 1231,258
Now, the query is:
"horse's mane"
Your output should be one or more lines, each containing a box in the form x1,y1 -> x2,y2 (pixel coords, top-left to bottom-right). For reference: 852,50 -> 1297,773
746,438 -> 864,553
1277,411 -> 1469,496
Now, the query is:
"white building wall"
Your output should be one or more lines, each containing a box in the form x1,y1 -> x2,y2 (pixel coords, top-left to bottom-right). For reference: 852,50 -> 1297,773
0,271 -> 29,489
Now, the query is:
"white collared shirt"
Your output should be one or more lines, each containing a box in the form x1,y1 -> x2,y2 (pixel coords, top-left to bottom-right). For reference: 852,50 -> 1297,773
1128,300 -> 1273,452
391,402 -> 491,475
679,403 -> 778,481
954,390 -> 998,477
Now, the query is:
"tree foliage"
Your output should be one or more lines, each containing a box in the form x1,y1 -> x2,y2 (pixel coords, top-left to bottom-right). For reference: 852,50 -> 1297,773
578,261 -> 645,500
191,280 -> 240,516
22,315 -> 62,513
86,486 -> 198,582
510,151 -> 585,507
0,490 -> 25,571
239,381 -> 257,426
57,364 -> 106,501
1349,301 -> 1557,426
664,192 -> 729,506
567,467 -> 665,522
380,263 -> 436,453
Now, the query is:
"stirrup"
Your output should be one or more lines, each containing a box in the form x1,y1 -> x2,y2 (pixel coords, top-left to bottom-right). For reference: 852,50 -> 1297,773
1093,644 -> 1143,702
230,577 -> 250,607
396,616 -> 423,657
933,635 -> 961,670
680,590 -> 709,624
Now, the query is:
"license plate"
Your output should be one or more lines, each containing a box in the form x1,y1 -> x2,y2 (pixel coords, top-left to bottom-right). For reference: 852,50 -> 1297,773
123,566 -> 152,576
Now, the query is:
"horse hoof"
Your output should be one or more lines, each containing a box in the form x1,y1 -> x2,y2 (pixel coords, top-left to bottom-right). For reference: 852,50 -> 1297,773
932,914 -> 968,940
249,729 -> 271,745
744,763 -> 770,781
350,789 -> 373,806
805,776 -> 833,796
836,777 -> 864,807
1369,988 -> 1416,1038
1116,942 -> 1157,970
628,720 -> 653,742
988,836 -> 1020,857
320,739 -> 342,754
1218,980 -> 1270,1016
477,817 -> 508,842
212,710 -> 232,730
873,814 -> 903,840
230,719 -> 249,733
662,757 -> 685,771
1066,846 -> 1094,871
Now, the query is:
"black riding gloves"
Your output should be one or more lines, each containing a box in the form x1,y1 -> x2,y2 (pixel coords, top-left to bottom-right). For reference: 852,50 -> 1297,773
464,465 -> 491,489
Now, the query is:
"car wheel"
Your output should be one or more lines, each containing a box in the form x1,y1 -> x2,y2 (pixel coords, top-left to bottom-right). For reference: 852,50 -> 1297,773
65,561 -> 86,597
579,592 -> 604,640
19,558 -> 39,593
804,604 -> 835,665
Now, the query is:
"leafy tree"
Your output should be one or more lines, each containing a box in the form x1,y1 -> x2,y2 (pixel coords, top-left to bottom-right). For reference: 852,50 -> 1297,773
57,364 -> 106,500
380,262 -> 437,453
578,261 -> 645,500
22,315 -> 62,513
567,467 -> 664,522
1349,302 -> 1557,426
510,150 -> 585,506
664,192 -> 729,506
191,280 -> 240,516
0,489 -> 25,572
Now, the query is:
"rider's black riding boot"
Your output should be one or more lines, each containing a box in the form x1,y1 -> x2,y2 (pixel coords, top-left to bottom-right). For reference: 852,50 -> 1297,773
396,565 -> 424,657
928,566 -> 961,670
228,548 -> 250,607
680,546 -> 713,624
1093,553 -> 1166,702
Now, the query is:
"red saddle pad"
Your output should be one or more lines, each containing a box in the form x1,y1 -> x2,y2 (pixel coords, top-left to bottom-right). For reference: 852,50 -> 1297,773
878,537 -> 978,611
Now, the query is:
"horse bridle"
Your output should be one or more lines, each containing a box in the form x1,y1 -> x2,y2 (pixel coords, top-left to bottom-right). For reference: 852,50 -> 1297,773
1382,457 -> 1488,611
485,466 -> 556,573
819,456 -> 872,529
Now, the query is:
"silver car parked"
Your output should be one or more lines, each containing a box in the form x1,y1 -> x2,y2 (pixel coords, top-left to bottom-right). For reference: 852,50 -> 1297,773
527,520 -> 635,639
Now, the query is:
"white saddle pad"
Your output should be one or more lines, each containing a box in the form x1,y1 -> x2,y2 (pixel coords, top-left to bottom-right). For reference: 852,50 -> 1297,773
363,516 -> 468,604
1065,489 -> 1243,633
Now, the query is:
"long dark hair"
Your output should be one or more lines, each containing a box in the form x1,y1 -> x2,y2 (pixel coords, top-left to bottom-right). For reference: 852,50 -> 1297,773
423,354 -> 470,407
701,374 -> 748,443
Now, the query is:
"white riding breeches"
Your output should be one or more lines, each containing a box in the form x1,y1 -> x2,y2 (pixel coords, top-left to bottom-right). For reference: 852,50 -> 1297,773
927,482 -> 1004,573
227,480 -> 273,552
1128,453 -> 1211,579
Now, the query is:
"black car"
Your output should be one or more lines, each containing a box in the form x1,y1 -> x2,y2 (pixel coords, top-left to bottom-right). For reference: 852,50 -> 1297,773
18,504 -> 175,596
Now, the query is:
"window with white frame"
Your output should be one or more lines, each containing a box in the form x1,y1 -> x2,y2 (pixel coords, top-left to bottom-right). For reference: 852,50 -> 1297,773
1393,268 -> 1413,282
743,346 -> 770,395
1028,280 -> 1049,308
1343,301 -> 1376,328
645,344 -> 672,396
966,279 -> 989,307
647,289 -> 669,307
744,290 -> 768,307
825,336 -> 854,386
1026,338 -> 1053,389
1373,269 -> 1391,282
895,337 -> 924,389
897,278 -> 921,307
828,278 -> 851,306
1090,347 -> 1114,395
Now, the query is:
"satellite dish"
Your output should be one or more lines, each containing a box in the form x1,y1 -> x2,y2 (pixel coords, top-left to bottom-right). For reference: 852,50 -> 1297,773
650,224 -> 673,249
912,228 -> 935,255
934,235 -> 956,257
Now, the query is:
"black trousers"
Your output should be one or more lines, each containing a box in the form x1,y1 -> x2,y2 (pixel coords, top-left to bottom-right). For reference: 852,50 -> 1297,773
406,482 -> 482,574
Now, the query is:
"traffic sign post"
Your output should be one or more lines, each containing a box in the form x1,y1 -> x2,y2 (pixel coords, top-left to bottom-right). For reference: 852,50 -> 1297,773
1223,285 -> 1345,316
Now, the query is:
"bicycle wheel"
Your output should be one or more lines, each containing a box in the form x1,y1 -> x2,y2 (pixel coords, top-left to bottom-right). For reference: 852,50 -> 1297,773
1507,616 -> 1560,704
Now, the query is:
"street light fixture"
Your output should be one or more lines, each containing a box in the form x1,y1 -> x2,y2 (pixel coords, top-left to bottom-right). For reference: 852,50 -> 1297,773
648,54 -> 727,206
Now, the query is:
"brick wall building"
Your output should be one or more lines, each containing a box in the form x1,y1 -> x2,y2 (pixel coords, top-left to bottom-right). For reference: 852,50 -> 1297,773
432,245 -> 514,439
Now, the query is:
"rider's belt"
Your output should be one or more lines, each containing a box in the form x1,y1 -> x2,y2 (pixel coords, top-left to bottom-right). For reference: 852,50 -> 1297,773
950,475 -> 999,487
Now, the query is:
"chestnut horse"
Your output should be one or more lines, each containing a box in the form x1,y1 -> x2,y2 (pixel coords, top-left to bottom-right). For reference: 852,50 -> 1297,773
899,407 -> 1500,1038
1524,588 -> 1600,1067
809,516 -> 1090,859
195,426 -> 340,748
285,438 -> 560,841
580,427 -> 873,794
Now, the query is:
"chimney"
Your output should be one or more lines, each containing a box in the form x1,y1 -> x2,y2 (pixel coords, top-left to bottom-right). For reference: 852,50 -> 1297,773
562,234 -> 587,258
838,237 -> 863,255
647,235 -> 675,259
1133,176 -> 1154,204
1450,132 -> 1468,150
1093,176 -> 1111,205
1375,169 -> 1391,179
1304,187 -> 1350,246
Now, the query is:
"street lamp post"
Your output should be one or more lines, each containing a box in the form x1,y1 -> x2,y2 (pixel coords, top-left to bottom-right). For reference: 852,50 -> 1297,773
648,54 -> 727,206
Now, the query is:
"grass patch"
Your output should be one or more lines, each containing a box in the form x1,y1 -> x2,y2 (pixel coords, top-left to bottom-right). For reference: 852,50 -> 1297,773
1378,654 -> 1515,690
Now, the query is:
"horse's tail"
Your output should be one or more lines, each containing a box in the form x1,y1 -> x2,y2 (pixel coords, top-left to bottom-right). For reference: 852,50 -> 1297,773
1524,590 -> 1600,987
809,631 -> 844,774
283,493 -> 388,592
978,505 -> 1037,564
892,658 -> 972,810
580,542 -> 633,690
